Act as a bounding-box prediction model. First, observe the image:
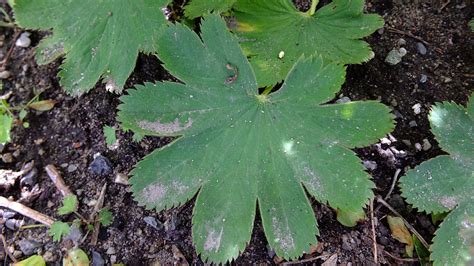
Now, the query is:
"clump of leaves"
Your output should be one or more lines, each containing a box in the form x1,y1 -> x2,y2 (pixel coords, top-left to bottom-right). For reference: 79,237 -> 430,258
400,93 -> 474,265
49,195 -> 113,242
118,14 -> 395,263
233,0 -> 383,87
13,0 -> 171,95
184,0 -> 236,19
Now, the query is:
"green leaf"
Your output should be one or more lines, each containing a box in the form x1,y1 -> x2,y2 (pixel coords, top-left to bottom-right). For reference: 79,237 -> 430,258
99,208 -> 113,226
35,34 -> 64,65
49,221 -> 71,242
118,14 -> 395,263
58,195 -> 78,215
400,93 -> 474,265
63,248 -> 90,266
470,19 -> 474,31
233,0 -> 384,87
0,113 -> 13,144
13,0 -> 171,95
13,255 -> 46,266
413,235 -> 430,265
184,0 -> 236,19
103,126 -> 117,147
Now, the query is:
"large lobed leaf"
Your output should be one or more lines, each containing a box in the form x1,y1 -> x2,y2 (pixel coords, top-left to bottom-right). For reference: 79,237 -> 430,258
400,94 -> 474,265
233,0 -> 383,87
184,0 -> 236,19
13,0 -> 170,95
118,15 -> 395,263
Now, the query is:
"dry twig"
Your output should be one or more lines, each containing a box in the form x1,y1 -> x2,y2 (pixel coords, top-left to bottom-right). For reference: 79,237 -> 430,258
281,254 -> 332,265
90,183 -> 107,246
0,234 -> 17,263
376,196 -> 429,249
45,165 -> 72,197
0,30 -> 20,69
375,168 -> 402,213
370,198 -> 378,264
383,250 -> 419,262
0,196 -> 55,226
386,27 -> 430,46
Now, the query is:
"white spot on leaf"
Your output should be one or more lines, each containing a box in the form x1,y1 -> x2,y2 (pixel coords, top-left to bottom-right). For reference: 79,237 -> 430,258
271,216 -> 295,253
204,227 -> 223,252
440,196 -> 457,209
139,118 -> 193,134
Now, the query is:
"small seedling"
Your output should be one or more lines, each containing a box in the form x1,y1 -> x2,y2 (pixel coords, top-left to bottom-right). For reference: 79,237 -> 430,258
49,195 -> 113,242
103,125 -> 118,147
400,93 -> 474,265
118,15 -> 395,263
0,89 -> 56,144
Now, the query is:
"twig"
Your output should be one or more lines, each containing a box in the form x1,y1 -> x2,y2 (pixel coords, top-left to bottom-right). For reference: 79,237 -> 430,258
439,0 -> 451,11
45,165 -> 72,197
0,196 -> 55,226
383,250 -> 419,262
375,169 -> 402,213
0,234 -> 16,263
0,30 -> 19,69
384,169 -> 401,201
281,254 -> 331,265
376,196 -> 429,249
369,198 -> 378,264
386,27 -> 430,46
90,183 -> 107,246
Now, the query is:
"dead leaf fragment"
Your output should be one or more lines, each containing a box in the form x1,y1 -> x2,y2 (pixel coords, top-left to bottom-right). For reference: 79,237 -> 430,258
387,215 -> 414,256
28,100 -> 56,111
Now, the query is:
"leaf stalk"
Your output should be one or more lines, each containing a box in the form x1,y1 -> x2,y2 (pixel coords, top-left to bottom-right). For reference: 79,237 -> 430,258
308,0 -> 319,16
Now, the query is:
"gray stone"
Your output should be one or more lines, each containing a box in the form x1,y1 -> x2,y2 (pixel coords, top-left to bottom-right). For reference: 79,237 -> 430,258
18,239 -> 41,256
416,42 -> 427,55
92,251 -> 105,266
385,48 -> 407,65
420,74 -> 428,83
0,70 -> 11,79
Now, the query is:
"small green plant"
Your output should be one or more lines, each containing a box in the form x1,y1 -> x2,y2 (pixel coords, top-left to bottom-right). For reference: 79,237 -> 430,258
233,0 -> 383,87
184,0 -> 236,19
400,93 -> 474,265
13,0 -> 171,95
49,195 -> 113,242
118,14 -> 395,263
0,89 -> 56,144
103,125 -> 117,147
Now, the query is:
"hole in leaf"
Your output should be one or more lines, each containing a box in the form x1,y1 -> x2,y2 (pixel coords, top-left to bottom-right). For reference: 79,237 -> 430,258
292,0 -> 331,12
257,82 -> 283,95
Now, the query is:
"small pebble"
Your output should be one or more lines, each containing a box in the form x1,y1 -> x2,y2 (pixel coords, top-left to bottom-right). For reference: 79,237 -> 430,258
363,160 -> 377,171
1,153 -> 13,163
67,164 -> 78,173
92,251 -> 106,266
43,251 -> 55,262
5,219 -> 23,230
420,74 -> 428,83
402,139 -> 412,147
444,77 -> 452,83
144,216 -> 162,230
385,48 -> 407,65
106,247 -> 116,255
409,120 -> 418,128
416,42 -> 427,55
415,143 -> 422,151
336,96 -> 351,104
412,103 -> 422,115
114,173 -> 129,185
397,38 -> 406,46
15,32 -> 31,48
89,154 -> 113,176
18,239 -> 41,256
20,168 -> 38,187
0,70 -> 11,79
422,139 -> 432,151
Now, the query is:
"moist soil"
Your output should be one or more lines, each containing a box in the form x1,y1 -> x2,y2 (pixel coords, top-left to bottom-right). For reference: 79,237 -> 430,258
0,0 -> 473,265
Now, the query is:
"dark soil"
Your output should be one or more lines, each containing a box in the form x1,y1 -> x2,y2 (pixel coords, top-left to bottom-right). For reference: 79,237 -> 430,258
0,0 -> 472,265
